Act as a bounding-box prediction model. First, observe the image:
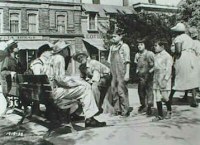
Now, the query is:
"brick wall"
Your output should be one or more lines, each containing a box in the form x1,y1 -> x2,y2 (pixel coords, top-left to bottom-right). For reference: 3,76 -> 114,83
38,8 -> 49,33
3,7 -> 9,33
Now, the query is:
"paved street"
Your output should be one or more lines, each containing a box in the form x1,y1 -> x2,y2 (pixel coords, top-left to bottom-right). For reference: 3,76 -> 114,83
0,87 -> 200,145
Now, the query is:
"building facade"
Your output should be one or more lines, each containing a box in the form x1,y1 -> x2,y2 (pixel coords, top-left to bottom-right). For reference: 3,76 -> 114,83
0,0 -> 83,74
81,3 -> 135,60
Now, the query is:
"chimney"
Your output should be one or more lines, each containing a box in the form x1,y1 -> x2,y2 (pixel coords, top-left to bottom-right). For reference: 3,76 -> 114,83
123,0 -> 129,6
148,0 -> 156,4
93,0 -> 100,4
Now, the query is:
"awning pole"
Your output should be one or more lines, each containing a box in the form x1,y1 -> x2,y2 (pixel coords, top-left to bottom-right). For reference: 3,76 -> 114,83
99,50 -> 100,62
26,50 -> 28,71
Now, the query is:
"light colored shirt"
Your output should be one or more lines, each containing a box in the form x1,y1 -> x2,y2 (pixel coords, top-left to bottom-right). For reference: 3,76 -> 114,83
30,51 -> 52,75
174,33 -> 194,52
48,54 -> 65,80
154,50 -> 173,81
108,41 -> 130,64
83,59 -> 110,82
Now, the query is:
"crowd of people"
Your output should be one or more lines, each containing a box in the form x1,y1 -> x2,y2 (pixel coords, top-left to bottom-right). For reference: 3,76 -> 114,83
0,22 -> 200,128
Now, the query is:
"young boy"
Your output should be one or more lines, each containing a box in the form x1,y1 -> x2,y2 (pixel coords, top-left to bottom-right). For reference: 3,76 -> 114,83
107,32 -> 131,117
134,38 -> 154,115
153,40 -> 173,121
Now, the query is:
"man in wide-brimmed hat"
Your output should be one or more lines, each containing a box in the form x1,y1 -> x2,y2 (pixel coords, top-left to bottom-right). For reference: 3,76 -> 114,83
73,51 -> 111,115
44,40 -> 107,128
134,37 -> 154,115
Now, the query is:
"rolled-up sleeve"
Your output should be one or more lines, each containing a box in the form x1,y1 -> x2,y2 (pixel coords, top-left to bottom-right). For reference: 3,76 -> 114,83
122,44 -> 130,64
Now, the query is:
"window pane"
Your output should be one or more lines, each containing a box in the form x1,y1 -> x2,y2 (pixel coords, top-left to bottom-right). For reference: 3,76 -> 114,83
28,14 -> 37,33
57,15 -> 65,33
10,13 -> 19,33
89,13 -> 96,30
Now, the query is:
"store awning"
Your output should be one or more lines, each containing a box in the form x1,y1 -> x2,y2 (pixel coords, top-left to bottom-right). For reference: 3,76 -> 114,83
103,7 -> 118,14
82,38 -> 106,51
18,41 -> 53,50
82,4 -> 99,12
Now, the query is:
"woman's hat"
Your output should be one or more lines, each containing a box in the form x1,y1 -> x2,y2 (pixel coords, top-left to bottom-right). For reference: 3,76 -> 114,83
72,51 -> 88,61
37,44 -> 52,57
4,39 -> 18,51
171,22 -> 186,32
52,40 -> 70,54
189,27 -> 198,38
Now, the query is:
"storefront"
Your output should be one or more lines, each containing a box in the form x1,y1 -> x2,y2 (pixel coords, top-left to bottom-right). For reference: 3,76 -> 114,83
0,0 -> 83,74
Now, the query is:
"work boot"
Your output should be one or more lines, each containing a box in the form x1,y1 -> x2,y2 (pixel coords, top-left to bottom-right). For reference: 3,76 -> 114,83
179,96 -> 188,102
165,111 -> 172,119
85,117 -> 106,128
146,106 -> 152,116
138,105 -> 146,113
190,103 -> 199,108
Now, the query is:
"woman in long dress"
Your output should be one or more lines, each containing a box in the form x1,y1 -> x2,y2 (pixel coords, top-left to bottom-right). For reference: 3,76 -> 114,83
171,23 -> 199,107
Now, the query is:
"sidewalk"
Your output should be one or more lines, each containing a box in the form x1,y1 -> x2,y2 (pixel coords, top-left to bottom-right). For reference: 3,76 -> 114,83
0,87 -> 200,145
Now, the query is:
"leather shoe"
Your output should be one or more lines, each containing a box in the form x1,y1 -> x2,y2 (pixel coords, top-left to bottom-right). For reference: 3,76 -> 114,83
85,117 -> 106,128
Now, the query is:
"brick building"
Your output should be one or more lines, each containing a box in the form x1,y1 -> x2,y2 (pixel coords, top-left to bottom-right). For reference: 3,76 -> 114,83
0,0 -> 83,74
81,3 -> 136,60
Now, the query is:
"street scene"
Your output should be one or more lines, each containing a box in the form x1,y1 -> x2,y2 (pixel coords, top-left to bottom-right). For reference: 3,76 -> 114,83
0,0 -> 200,145
0,88 -> 200,145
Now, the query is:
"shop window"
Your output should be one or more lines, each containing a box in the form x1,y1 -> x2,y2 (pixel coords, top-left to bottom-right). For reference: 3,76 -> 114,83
28,13 -> 38,33
10,13 -> 20,33
57,15 -> 66,33
88,13 -> 97,31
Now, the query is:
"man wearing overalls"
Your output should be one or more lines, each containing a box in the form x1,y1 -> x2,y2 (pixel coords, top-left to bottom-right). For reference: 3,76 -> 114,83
108,32 -> 131,117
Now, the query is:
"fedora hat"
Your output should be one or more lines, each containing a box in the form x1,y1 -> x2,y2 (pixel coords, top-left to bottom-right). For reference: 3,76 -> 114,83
73,51 -> 88,61
37,44 -> 52,57
171,22 -> 186,32
52,40 -> 70,54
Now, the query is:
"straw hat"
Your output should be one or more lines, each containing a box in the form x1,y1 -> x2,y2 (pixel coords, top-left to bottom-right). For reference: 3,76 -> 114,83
52,40 -> 70,54
72,51 -> 88,61
171,22 -> 186,32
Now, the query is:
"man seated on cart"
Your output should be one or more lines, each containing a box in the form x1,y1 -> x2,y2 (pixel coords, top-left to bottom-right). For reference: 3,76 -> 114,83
30,41 -> 106,128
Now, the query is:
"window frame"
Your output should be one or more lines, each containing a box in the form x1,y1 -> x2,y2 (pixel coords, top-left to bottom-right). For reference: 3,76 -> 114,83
9,10 -> 21,33
87,12 -> 98,31
56,12 -> 67,33
0,9 -> 3,33
27,11 -> 38,33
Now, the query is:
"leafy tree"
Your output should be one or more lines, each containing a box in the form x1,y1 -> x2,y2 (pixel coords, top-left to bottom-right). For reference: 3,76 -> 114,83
177,0 -> 200,34
103,12 -> 176,82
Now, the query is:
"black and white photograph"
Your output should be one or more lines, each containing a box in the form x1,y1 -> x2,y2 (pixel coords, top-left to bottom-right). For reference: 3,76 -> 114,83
0,0 -> 199,145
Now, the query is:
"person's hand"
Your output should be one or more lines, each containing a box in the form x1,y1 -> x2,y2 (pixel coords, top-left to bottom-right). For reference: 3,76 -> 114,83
10,71 -> 16,80
124,73 -> 129,82
160,79 -> 167,89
